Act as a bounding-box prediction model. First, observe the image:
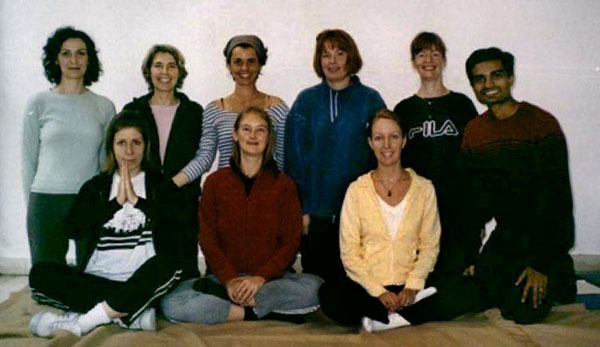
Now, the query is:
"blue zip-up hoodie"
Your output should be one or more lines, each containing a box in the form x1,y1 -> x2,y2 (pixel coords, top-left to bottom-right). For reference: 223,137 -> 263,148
284,76 -> 386,216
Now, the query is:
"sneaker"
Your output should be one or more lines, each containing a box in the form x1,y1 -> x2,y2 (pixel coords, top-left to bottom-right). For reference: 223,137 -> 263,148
116,308 -> 156,331
30,311 -> 82,337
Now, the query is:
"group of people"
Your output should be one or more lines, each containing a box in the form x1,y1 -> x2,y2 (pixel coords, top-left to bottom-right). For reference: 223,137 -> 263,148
22,26 -> 576,337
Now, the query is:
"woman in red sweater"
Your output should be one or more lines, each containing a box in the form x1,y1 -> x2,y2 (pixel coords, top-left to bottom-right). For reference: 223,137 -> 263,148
161,107 -> 322,324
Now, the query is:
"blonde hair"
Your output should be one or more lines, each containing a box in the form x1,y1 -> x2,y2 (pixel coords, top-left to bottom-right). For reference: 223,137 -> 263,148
231,107 -> 277,173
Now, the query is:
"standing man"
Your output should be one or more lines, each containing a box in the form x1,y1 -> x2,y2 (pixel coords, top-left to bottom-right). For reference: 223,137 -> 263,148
459,47 -> 576,323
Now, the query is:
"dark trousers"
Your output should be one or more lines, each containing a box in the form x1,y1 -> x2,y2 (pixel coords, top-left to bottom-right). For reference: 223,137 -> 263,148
427,225 -> 469,285
320,250 -> 566,327
319,276 -> 400,325
174,224 -> 200,280
428,188 -> 469,280
399,272 -> 555,325
300,216 -> 345,281
319,273 -> 554,327
163,186 -> 200,280
27,193 -> 76,265
29,255 -> 181,324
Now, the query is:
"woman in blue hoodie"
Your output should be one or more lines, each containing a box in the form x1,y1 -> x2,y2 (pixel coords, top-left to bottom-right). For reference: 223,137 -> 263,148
285,29 -> 386,281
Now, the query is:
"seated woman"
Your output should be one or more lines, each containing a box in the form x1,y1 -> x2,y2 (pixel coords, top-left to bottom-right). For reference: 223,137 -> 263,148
161,107 -> 322,324
318,109 -> 440,332
29,110 -> 183,337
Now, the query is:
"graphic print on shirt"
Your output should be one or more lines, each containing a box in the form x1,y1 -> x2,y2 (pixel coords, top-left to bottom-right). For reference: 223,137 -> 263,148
408,119 -> 459,140
85,203 -> 156,281
99,203 -> 153,250
103,203 -> 147,235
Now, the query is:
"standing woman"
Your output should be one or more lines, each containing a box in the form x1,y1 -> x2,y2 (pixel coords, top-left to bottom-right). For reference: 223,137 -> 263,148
161,108 -> 322,324
393,32 -> 477,281
285,29 -> 386,281
172,35 -> 288,185
22,26 -> 115,265
122,45 -> 203,279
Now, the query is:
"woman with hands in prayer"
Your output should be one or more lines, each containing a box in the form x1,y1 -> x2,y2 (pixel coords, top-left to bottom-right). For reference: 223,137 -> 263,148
29,110 -> 183,337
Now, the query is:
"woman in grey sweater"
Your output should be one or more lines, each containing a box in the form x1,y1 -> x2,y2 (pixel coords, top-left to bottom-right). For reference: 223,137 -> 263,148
22,26 -> 115,265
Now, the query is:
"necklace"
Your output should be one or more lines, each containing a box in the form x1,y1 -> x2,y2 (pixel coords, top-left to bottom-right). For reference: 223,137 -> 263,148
374,171 -> 404,197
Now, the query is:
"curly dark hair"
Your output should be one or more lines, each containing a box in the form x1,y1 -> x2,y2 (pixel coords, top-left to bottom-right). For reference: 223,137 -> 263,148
42,26 -> 102,86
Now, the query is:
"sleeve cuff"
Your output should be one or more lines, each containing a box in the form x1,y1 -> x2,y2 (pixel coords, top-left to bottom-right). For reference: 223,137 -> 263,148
405,277 -> 425,290
365,283 -> 388,298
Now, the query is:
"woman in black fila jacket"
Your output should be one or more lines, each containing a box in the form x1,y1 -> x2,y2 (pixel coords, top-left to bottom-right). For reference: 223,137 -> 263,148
393,32 -> 477,282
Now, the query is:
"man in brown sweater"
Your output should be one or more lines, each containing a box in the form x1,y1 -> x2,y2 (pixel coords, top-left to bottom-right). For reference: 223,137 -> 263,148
458,47 -> 576,324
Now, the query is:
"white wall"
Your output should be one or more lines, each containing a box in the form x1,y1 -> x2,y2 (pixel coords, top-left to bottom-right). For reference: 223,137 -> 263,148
1,0 -> 599,273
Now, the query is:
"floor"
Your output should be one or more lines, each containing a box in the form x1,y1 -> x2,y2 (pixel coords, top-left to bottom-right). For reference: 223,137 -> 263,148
0,275 -> 28,304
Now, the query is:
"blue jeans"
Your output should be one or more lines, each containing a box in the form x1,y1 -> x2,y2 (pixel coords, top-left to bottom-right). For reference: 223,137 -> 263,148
161,273 -> 323,324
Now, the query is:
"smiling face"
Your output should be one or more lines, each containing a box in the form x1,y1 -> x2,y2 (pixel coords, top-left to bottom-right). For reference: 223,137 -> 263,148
413,46 -> 445,81
320,41 -> 350,85
113,127 -> 145,176
227,46 -> 261,86
368,118 -> 406,168
234,111 -> 269,158
470,59 -> 514,107
150,52 -> 179,93
56,38 -> 88,82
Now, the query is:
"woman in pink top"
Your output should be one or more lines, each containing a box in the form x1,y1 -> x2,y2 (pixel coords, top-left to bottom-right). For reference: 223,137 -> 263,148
122,45 -> 203,279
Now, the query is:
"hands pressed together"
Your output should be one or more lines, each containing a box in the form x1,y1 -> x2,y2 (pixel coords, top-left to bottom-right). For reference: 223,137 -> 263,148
226,276 -> 266,307
116,161 -> 138,206
377,288 -> 419,312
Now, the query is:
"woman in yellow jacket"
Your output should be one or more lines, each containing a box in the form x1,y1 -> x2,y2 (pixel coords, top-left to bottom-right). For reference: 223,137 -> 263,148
318,109 -> 440,332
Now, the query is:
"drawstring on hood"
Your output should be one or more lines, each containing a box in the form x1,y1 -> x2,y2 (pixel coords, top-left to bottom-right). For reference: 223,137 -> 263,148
327,75 -> 359,123
329,89 -> 340,123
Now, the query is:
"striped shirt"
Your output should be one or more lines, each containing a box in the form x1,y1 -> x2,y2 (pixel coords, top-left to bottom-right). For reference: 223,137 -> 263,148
181,100 -> 289,181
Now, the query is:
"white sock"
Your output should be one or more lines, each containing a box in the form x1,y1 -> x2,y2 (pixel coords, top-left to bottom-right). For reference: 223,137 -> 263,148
362,287 -> 436,333
76,303 -> 111,334
366,312 -> 411,332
